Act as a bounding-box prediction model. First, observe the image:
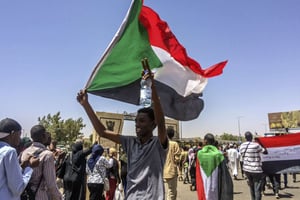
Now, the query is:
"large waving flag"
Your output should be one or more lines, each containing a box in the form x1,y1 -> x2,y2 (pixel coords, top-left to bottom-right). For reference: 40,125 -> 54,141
257,132 -> 300,174
196,145 -> 233,200
85,0 -> 227,121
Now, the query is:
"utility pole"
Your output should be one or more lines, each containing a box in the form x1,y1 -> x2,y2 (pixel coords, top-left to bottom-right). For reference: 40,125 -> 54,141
237,116 -> 243,143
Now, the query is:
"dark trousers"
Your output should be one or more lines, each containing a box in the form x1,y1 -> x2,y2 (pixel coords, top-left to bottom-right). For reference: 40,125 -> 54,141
88,183 -> 105,200
269,174 -> 280,194
240,161 -> 244,177
245,172 -> 264,200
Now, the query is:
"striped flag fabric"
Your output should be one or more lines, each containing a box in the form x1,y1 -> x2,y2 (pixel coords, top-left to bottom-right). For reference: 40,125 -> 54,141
85,0 -> 227,121
196,145 -> 233,200
257,132 -> 300,174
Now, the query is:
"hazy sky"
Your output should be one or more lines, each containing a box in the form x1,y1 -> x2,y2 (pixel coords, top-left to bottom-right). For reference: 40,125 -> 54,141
1,0 -> 299,139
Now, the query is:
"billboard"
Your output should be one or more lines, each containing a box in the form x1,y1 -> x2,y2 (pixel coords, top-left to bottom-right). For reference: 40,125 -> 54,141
165,118 -> 180,139
268,110 -> 300,130
94,112 -> 124,149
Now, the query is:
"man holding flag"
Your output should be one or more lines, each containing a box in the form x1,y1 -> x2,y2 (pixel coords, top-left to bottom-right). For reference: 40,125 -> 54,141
79,0 -> 228,198
77,63 -> 168,200
239,131 -> 267,200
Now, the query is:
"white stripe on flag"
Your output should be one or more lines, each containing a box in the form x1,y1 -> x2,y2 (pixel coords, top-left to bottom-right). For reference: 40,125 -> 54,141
152,46 -> 208,97
261,144 -> 300,162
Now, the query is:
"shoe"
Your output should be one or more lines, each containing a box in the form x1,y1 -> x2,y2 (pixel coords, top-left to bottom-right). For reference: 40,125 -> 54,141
190,185 -> 195,191
275,193 -> 280,199
293,179 -> 296,183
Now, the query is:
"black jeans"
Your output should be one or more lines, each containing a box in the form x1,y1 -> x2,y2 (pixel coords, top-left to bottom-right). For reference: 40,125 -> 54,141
245,172 -> 264,200
269,174 -> 281,194
88,183 -> 105,200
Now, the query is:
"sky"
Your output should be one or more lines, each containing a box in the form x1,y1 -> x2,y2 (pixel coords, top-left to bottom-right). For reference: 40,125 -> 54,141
1,0 -> 299,139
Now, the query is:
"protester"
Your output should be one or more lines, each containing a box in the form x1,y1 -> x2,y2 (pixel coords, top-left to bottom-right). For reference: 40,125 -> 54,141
77,69 -> 168,199
106,147 -> 121,200
86,144 -> 113,200
268,174 -> 281,199
63,140 -> 92,200
196,133 -> 233,200
20,124 -> 62,200
293,173 -> 297,183
238,145 -> 245,179
163,128 -> 181,200
188,147 -> 196,191
16,136 -> 33,155
239,131 -> 267,200
181,146 -> 190,184
226,143 -> 240,180
0,118 -> 39,200
119,148 -> 128,193
177,146 -> 184,182
49,140 -> 66,171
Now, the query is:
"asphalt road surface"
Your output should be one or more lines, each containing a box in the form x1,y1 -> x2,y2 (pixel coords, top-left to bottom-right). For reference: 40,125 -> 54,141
174,173 -> 299,200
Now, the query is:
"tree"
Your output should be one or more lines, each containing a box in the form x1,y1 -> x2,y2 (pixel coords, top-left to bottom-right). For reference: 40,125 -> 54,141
38,112 -> 86,145
219,133 -> 239,141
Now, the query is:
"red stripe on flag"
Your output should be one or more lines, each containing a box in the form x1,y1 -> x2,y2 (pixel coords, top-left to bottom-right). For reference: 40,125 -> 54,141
257,132 -> 300,148
196,159 -> 206,200
139,5 -> 227,78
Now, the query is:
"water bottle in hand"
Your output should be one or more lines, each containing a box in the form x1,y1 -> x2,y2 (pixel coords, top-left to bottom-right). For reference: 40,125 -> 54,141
140,70 -> 152,107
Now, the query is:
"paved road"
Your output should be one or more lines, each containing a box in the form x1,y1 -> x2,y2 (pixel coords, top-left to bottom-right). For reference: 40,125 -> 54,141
175,173 -> 300,200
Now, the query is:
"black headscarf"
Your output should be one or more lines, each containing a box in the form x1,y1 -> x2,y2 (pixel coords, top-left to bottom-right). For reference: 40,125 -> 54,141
72,142 -> 83,153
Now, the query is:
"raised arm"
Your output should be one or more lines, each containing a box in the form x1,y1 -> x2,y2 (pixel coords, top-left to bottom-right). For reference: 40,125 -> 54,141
77,90 -> 121,144
142,59 -> 167,147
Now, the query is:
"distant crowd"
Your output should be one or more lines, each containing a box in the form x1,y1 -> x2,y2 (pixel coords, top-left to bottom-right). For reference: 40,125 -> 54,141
1,84 -> 298,200
0,117 -> 299,200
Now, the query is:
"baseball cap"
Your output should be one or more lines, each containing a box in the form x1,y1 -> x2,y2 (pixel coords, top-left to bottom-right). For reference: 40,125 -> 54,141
0,118 -> 22,139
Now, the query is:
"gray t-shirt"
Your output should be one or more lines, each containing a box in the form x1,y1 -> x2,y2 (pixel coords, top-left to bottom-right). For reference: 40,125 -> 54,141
120,135 -> 168,200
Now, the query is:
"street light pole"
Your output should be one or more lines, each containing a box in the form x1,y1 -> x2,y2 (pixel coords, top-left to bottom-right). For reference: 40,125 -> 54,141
237,116 -> 243,143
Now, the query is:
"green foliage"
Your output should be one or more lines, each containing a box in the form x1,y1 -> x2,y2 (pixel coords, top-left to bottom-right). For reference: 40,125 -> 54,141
38,112 -> 86,145
219,132 -> 240,141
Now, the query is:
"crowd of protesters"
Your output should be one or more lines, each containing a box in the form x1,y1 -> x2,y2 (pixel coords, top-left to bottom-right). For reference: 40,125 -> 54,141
1,116 -> 299,200
0,71 -> 298,200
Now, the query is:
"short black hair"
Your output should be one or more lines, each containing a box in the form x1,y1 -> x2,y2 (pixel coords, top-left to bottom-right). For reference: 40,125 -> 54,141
198,141 -> 203,147
137,107 -> 155,121
204,133 -> 215,145
167,128 -> 175,139
30,125 -> 46,142
245,131 -> 253,141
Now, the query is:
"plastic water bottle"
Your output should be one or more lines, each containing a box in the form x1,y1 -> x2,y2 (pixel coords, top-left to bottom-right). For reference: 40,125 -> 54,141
140,74 -> 152,108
